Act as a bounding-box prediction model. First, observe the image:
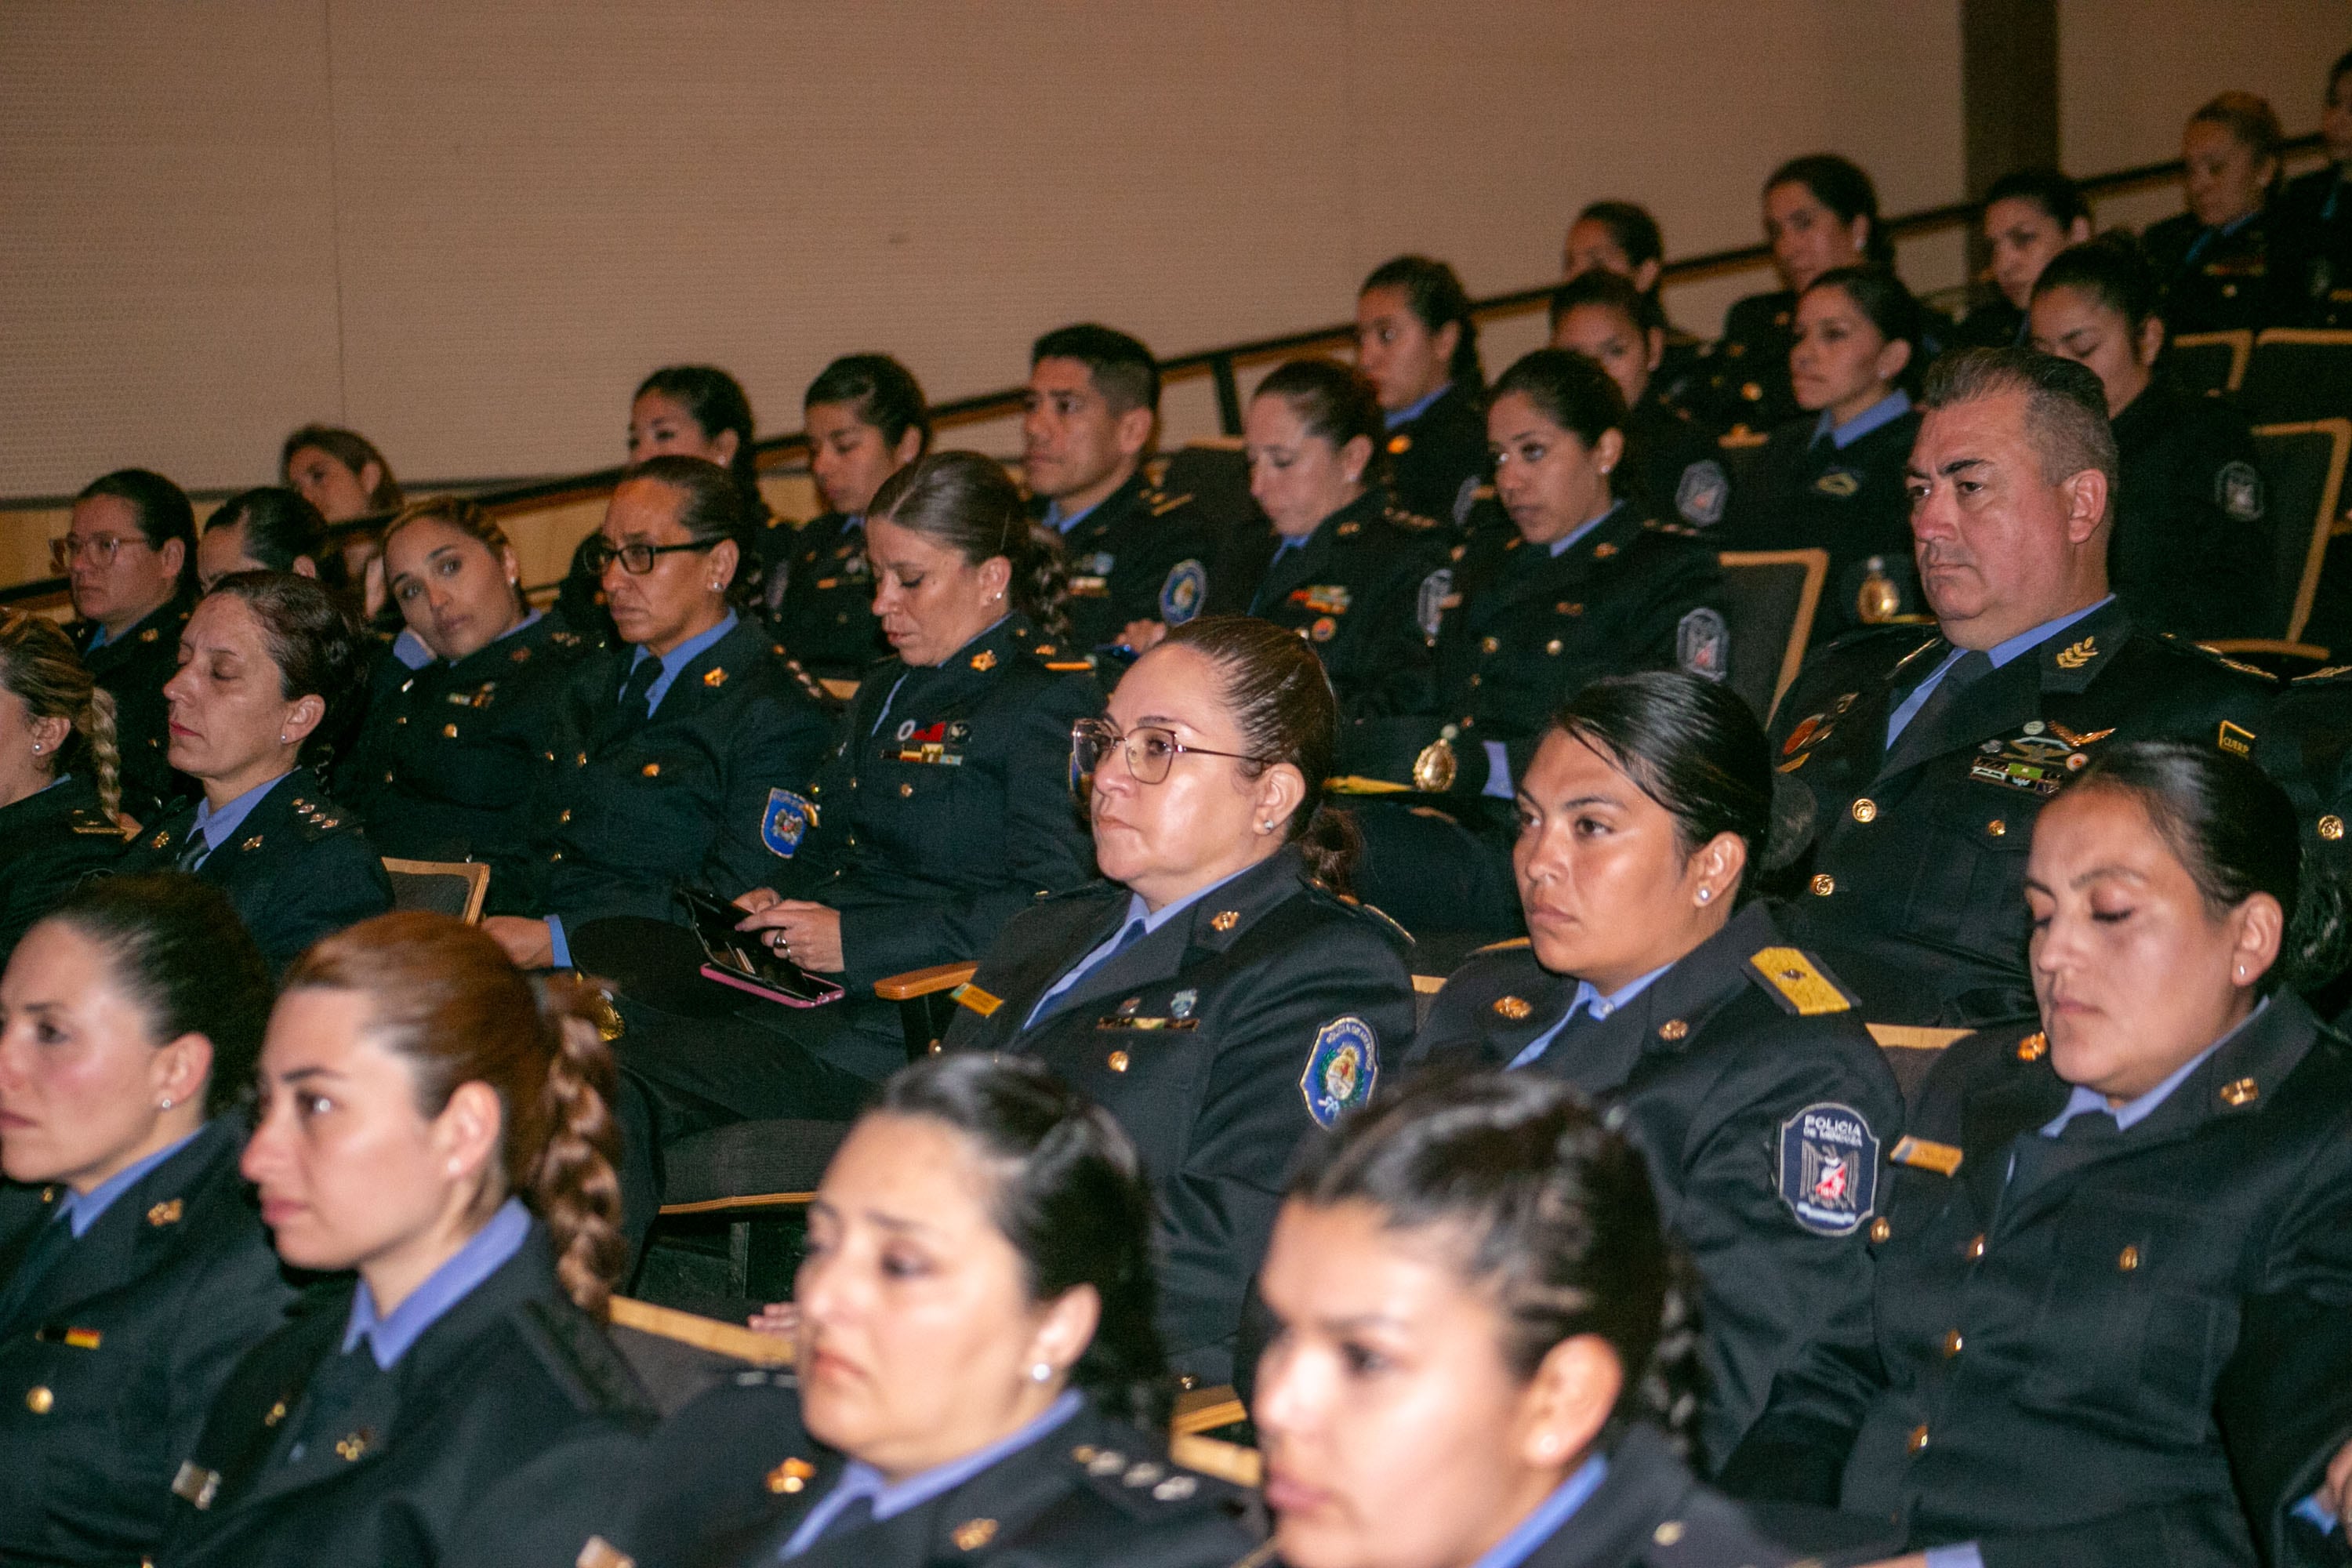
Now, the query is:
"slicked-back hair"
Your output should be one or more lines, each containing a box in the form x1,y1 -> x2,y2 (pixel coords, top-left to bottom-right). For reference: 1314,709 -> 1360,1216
1032,324 -> 1160,416
1918,347 -> 2118,494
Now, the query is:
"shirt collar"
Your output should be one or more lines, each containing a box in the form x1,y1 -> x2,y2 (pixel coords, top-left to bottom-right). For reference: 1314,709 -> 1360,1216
1508,961 -> 1675,1070
1465,1454 -> 1610,1568
391,627 -> 435,670
936,615 -> 1010,668
340,1197 -> 532,1370
1812,388 -> 1912,451
1385,382 -> 1454,430
1984,593 -> 2114,668
1548,500 -> 1625,557
492,607 -> 543,645
192,771 -> 292,849
627,609 -> 739,715
56,1126 -> 204,1238
788,1391 -> 1084,1552
840,514 -> 863,535
2043,995 -> 2270,1136
1126,859 -> 1262,938
1044,496 -> 1101,535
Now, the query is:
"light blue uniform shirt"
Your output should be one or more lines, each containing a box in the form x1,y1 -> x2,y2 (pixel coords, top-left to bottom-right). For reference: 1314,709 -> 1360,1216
1506,964 -> 1675,1070
1385,382 -> 1454,430
1466,1455 -> 1610,1568
780,1390 -> 1084,1559
54,1127 -> 202,1237
1023,862 -> 1256,1030
1884,597 -> 2116,747
339,1197 -> 532,1371
186,771 -> 293,869
1811,388 -> 1912,451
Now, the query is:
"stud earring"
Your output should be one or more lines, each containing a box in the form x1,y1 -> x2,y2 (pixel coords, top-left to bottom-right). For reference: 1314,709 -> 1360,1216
277,733 -> 289,746
1029,1362 -> 1053,1384
29,742 -> 40,754
158,1096 -> 173,1111
1697,887 -> 1711,905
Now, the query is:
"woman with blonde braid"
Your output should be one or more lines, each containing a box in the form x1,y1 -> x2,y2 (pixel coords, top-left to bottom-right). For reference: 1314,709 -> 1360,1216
160,912 -> 655,1568
0,612 -> 131,966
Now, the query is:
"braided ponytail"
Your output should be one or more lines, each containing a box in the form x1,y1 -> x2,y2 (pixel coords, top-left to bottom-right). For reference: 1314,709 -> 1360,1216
283,913 -> 632,1321
0,611 -> 121,821
81,684 -> 123,825
528,975 -> 627,1319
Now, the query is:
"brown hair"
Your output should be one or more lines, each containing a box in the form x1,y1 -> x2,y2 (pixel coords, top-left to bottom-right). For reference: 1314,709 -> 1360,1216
2190,90 -> 2286,173
279,425 -> 404,514
282,913 -> 626,1317
871,451 -> 1071,637
1160,615 -> 1359,893
202,572 -> 370,771
0,611 -> 122,822
381,496 -> 526,620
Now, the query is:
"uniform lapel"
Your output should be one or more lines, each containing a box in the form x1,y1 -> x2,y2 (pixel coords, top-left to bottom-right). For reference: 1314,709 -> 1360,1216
1048,853 -> 1305,1027
0,1122 -> 235,1338
1958,1061 -> 2071,1229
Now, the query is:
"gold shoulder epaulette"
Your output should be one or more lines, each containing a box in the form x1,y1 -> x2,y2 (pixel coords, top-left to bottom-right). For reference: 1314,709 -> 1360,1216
1472,936 -> 1533,954
1148,492 -> 1194,517
1748,946 -> 1857,1015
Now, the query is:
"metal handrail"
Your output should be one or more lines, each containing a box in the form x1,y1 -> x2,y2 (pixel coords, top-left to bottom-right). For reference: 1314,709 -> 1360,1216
2,132 -> 2321,609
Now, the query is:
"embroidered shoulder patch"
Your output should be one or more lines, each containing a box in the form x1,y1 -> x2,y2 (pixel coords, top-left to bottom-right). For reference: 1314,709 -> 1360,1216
1160,559 -> 1207,625
1778,1102 -> 1880,1235
1417,568 -> 1454,639
1675,459 -> 1729,526
760,789 -> 816,857
1301,1016 -> 1378,1130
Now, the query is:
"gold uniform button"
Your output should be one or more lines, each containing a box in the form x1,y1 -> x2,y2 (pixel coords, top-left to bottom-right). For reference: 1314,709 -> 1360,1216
441,723 -> 459,739
1870,1217 -> 1892,1243
1965,1233 -> 1986,1261
558,809 -> 572,824
575,752 -> 589,767
2321,814 -> 2345,841
26,1385 -> 54,1414
1941,1330 -> 1964,1357
1544,639 -> 1563,655
2117,1245 -> 2140,1272
1851,797 -> 1876,823
1809,873 -> 1835,896
1479,636 -> 1500,654
1987,818 -> 2007,837
1907,1424 -> 1930,1454
1653,1522 -> 1685,1547
898,782 -> 913,798
1107,1051 -> 1130,1073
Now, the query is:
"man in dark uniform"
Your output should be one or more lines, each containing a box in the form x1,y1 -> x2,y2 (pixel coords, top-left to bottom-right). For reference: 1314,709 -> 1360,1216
61,467 -> 195,818
1022,324 -> 1217,659
1770,348 -> 2278,1028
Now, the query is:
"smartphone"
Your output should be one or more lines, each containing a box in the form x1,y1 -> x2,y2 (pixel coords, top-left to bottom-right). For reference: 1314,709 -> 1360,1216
675,888 -> 846,1008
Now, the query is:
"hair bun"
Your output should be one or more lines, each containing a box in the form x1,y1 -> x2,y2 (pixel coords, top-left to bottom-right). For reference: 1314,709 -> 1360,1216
1762,769 -> 1817,873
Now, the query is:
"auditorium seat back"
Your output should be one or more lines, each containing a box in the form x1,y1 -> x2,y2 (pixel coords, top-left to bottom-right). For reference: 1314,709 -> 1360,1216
2252,419 -> 2352,649
383,858 -> 490,924
2167,330 -> 2253,397
2241,329 -> 2352,426
1717,548 -> 1829,723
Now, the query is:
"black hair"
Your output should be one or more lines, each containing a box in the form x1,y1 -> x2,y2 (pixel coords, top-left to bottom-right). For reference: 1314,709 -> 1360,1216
1491,347 -> 1628,452
2331,46 -> 2352,96
1362,256 -> 1486,392
1031,324 -> 1160,416
635,365 -> 768,524
2033,233 -> 2161,331
1919,347 -> 2121,492
1573,200 -> 1665,274
622,452 -> 758,608
1554,672 -> 1794,889
2190,91 -> 2287,187
1160,615 -> 1358,894
1548,268 -> 1664,337
804,353 -> 933,456
1984,167 -> 2089,231
43,873 -> 273,1118
1767,154 -> 1893,268
1289,1069 -> 1704,1454
877,1054 -> 1169,1429
2071,740 -> 2352,993
278,426 -> 403,514
869,451 -> 1069,637
75,468 -> 195,596
1801,264 -> 1926,391
1251,358 -> 1386,478
201,571 -> 370,771
205,487 -> 332,578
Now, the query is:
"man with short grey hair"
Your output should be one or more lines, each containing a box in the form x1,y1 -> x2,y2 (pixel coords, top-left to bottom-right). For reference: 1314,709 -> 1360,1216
1768,347 -> 2278,1027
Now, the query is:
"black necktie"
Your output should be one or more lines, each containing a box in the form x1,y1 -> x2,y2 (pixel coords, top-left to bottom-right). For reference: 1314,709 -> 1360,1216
1885,649 -> 1994,775
1026,918 -> 1149,1031
614,655 -> 662,731
807,1490 -> 877,1548
176,826 -> 212,873
0,1214 -> 75,1334
2006,1106 -> 2120,1201
281,1345 -> 386,1465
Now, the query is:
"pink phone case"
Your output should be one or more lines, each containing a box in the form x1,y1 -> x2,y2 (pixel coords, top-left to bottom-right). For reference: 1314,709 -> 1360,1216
699,962 -> 843,1009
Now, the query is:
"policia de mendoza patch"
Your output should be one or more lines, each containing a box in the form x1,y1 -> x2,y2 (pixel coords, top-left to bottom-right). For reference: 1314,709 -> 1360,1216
1779,1102 -> 1880,1235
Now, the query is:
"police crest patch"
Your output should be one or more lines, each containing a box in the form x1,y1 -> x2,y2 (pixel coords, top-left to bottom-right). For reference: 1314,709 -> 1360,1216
1675,459 -> 1729,527
1777,1102 -> 1879,1235
760,789 -> 816,858
1160,560 -> 1207,625
1676,607 -> 1729,683
1417,568 -> 1454,639
1301,1016 -> 1378,1130
2216,460 -> 2264,523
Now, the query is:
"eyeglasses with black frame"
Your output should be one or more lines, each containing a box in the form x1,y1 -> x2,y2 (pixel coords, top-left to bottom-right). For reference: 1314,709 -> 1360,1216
1069,717 -> 1272,790
579,537 -> 714,576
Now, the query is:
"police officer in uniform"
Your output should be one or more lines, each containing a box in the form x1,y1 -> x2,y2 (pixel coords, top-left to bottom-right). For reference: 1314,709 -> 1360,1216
1022,324 -> 1217,658
760,354 -> 928,681
1356,256 -> 1493,531
1552,270 -> 1734,532
1951,169 -> 2093,351
1704,155 -> 1889,436
478,457 -> 835,972
122,574 -> 390,975
2272,49 -> 2352,328
0,877 -> 291,1568
1413,674 -> 1900,1472
2140,92 -> 2286,338
2031,239 -> 2277,640
343,497 -> 598,879
1218,358 -> 1449,714
1722,743 -> 2352,1566
1341,349 -> 1731,937
0,614 -> 131,966
1725,266 -> 1927,644
1563,198 -> 1711,416
60,467 -> 197,819
1769,349 -> 2278,1029
940,621 -> 1414,1386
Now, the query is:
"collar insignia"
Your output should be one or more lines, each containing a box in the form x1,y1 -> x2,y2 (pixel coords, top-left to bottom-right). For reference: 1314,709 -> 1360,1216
1209,909 -> 1240,932
1493,995 -> 1533,1021
2220,1076 -> 2259,1108
953,1519 -> 1000,1551
703,666 -> 728,688
766,1456 -> 816,1494
2053,637 -> 2097,670
971,650 -> 997,672
147,1199 -> 183,1227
